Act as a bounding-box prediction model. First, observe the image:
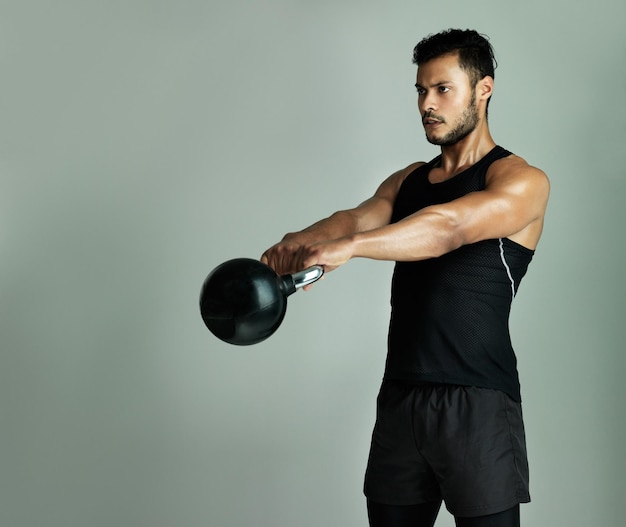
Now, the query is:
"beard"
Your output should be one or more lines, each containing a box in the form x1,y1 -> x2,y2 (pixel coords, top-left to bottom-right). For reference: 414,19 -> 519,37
425,93 -> 479,146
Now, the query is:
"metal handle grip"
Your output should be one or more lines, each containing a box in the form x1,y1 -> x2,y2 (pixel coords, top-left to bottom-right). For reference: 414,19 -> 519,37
292,265 -> 324,290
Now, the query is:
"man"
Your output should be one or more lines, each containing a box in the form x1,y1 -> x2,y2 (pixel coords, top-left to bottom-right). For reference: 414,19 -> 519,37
261,29 -> 549,527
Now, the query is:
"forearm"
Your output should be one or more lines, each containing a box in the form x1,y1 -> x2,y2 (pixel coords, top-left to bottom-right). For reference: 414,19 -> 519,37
262,175 -> 399,274
262,209 -> 362,274
300,208 -> 461,271
351,209 -> 461,261
283,209 -> 361,244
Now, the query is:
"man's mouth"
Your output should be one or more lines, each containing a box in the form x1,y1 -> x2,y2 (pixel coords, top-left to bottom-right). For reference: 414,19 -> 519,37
423,118 -> 443,128
423,113 -> 444,126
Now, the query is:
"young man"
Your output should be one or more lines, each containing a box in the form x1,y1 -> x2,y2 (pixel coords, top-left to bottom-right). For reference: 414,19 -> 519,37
261,29 -> 549,527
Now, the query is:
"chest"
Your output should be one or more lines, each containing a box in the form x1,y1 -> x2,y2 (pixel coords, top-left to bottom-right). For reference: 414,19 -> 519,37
391,166 -> 486,223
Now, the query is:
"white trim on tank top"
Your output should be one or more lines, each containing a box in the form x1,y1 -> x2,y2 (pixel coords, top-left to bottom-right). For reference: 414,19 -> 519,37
498,238 -> 516,300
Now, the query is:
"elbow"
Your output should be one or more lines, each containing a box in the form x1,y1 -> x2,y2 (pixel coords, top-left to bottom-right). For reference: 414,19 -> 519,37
427,211 -> 466,258
430,232 -> 463,258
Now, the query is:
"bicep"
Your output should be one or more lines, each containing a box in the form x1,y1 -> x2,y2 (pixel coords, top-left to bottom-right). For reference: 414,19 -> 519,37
425,164 -> 550,247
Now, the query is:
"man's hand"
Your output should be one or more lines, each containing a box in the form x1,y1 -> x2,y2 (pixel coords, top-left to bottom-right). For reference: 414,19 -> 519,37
261,234 -> 354,275
298,237 -> 354,274
261,235 -> 355,291
261,232 -> 313,276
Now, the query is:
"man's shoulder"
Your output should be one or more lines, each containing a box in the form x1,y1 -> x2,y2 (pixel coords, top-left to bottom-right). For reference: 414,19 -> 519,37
489,151 -> 548,178
487,152 -> 550,193
398,160 -> 429,182
405,160 -> 429,172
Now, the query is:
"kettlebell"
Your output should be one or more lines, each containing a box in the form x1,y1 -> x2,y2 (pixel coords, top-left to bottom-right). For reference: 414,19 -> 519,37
199,258 -> 323,345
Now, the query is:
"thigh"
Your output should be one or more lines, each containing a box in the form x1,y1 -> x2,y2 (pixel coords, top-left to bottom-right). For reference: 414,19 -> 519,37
418,386 -> 530,517
368,499 -> 442,527
455,505 -> 519,527
364,381 -> 441,505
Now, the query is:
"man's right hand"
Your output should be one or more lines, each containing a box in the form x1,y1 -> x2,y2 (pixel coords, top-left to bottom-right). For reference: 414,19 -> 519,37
260,233 -> 310,276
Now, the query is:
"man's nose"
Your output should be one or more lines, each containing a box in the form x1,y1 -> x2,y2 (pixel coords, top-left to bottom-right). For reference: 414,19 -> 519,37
420,92 -> 437,113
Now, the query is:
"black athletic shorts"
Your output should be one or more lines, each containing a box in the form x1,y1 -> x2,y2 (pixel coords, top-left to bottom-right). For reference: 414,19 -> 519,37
363,381 -> 530,518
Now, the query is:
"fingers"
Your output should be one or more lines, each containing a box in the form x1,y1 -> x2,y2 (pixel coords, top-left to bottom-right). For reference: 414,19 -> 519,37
299,249 -> 320,272
261,241 -> 302,275
262,236 -> 349,276
262,243 -> 321,275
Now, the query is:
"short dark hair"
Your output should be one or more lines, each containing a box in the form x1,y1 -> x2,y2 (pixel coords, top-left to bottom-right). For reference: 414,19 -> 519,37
412,29 -> 497,88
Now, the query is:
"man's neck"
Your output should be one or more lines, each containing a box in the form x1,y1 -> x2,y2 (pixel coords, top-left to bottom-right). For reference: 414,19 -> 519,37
438,123 -> 496,176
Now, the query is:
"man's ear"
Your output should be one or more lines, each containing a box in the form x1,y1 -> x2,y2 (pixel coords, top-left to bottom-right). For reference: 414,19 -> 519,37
478,75 -> 494,102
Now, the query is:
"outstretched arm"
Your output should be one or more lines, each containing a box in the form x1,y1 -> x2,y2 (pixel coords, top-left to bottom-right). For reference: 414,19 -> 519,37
260,164 -> 420,275
296,156 -> 549,272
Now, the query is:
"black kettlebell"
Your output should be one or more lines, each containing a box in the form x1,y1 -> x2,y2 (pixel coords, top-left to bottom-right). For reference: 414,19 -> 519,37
199,258 -> 324,345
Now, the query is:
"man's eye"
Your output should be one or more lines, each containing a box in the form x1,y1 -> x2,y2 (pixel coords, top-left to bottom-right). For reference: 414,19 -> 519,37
439,86 -> 450,93
416,88 -> 425,95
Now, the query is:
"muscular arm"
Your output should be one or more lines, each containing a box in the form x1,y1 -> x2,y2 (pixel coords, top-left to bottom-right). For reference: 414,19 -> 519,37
298,156 -> 550,271
261,163 -> 420,274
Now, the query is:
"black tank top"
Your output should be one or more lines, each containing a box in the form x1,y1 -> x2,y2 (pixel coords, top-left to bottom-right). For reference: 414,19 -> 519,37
385,146 -> 533,401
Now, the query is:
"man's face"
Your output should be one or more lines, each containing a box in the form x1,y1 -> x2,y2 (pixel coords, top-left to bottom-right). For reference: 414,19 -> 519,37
416,53 -> 479,146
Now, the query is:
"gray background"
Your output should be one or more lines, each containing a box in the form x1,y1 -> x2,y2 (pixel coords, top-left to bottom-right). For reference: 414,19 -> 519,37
1,1 -> 624,526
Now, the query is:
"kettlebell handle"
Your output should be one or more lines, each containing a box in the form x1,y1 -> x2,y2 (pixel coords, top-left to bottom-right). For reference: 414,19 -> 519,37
281,265 -> 324,295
